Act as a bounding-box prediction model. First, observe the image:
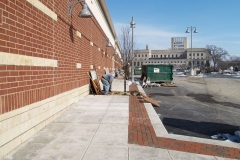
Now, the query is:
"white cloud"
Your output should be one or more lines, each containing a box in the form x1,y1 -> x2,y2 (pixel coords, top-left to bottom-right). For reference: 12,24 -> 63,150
114,23 -> 186,50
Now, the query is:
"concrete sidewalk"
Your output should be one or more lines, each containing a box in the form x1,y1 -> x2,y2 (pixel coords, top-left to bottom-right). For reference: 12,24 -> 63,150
1,78 -> 239,160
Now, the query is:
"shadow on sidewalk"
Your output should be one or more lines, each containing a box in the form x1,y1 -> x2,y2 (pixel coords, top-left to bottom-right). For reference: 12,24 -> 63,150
162,117 -> 239,139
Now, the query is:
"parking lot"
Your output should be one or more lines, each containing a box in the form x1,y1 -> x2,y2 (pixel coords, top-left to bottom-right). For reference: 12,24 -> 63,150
142,75 -> 240,140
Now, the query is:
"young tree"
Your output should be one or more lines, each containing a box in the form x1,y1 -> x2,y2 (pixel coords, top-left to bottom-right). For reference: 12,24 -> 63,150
118,25 -> 136,80
206,45 -> 229,71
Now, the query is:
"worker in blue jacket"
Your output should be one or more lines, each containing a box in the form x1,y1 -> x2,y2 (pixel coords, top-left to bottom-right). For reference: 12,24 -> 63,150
101,72 -> 114,95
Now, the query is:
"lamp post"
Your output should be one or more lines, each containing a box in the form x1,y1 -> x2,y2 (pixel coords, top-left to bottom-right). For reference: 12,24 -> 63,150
130,16 -> 136,82
185,26 -> 198,76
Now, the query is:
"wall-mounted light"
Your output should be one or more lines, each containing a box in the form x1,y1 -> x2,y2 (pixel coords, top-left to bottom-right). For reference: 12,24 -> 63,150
113,52 -> 118,56
68,0 -> 92,18
102,38 -> 112,47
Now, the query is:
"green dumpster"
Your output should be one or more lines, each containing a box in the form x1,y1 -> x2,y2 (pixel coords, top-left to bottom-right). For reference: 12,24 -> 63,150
141,64 -> 173,82
134,67 -> 142,75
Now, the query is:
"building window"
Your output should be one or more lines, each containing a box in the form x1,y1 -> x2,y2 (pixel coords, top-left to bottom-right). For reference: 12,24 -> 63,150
193,53 -> 195,56
142,55 -> 144,57
138,55 -> 140,57
189,54 -> 191,56
134,62 -> 136,66
197,53 -> 199,56
137,62 -> 139,66
164,55 -> 166,58
145,54 -> 147,57
201,53 -> 203,56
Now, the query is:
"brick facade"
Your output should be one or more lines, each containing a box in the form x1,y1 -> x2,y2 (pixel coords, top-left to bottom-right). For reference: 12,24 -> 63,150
0,0 -> 121,114
0,0 -> 121,157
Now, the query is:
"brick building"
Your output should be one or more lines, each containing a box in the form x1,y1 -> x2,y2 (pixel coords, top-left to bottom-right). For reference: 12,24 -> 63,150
0,0 -> 121,157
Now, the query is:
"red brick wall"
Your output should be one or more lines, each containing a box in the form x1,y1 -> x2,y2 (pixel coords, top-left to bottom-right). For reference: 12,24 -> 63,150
0,0 -> 121,114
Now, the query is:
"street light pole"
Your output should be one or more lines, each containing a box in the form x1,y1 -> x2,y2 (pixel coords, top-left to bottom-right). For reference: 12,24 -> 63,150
130,16 -> 136,82
186,26 -> 198,76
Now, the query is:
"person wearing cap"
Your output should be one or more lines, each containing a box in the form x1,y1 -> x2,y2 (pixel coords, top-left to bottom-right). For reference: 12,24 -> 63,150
101,72 -> 114,95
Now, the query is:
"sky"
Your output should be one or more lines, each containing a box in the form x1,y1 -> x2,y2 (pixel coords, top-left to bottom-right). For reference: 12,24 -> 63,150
105,0 -> 240,57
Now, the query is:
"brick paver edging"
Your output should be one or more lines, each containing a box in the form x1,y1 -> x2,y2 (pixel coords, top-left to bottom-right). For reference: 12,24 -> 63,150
128,84 -> 240,159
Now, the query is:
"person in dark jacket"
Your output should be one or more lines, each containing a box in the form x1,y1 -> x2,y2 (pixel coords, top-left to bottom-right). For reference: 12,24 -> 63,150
101,73 -> 114,95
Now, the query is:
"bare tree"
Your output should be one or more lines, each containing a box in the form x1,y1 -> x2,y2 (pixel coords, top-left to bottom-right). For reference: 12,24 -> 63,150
227,55 -> 240,69
206,45 -> 229,71
118,25 -> 136,79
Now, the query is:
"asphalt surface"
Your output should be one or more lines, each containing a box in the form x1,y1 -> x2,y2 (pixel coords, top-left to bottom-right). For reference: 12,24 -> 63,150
142,75 -> 240,140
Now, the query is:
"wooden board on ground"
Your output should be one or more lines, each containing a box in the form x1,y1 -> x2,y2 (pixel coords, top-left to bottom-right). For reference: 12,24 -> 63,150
93,79 -> 101,93
110,91 -> 160,107
143,96 -> 160,107
88,71 -> 102,95
161,82 -> 177,87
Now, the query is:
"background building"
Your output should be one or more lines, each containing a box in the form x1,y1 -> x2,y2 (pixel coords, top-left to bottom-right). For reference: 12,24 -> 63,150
0,0 -> 121,157
171,37 -> 188,50
133,38 -> 210,69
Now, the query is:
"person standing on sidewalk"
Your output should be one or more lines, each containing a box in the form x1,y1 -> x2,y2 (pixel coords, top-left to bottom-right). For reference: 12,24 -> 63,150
101,72 -> 114,95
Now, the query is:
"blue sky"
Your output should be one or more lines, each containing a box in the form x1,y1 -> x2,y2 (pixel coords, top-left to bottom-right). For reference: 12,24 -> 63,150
105,0 -> 240,57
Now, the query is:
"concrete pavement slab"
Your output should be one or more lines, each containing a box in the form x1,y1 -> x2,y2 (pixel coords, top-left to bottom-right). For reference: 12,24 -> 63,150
168,150 -> 219,160
53,132 -> 95,145
63,123 -> 99,135
111,97 -> 129,103
35,143 -> 88,160
108,103 -> 129,108
82,146 -> 128,160
97,124 -> 128,133
106,107 -> 129,112
90,132 -> 128,146
53,111 -> 79,123
79,111 -> 107,116
129,146 -> 171,160
73,115 -> 103,124
38,123 -> 69,133
1,142 -> 47,160
29,130 -> 60,144
105,110 -> 129,117
101,116 -> 129,124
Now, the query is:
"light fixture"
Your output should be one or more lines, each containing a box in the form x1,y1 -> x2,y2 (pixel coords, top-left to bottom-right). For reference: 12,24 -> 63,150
130,16 -> 136,82
185,26 -> 198,76
68,0 -> 92,18
102,38 -> 112,47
